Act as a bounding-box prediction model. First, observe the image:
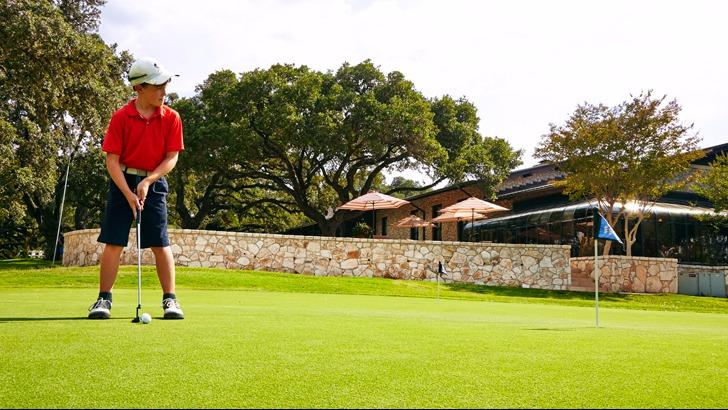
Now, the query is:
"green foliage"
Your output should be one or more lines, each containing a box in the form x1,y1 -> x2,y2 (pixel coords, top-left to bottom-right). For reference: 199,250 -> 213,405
1,3 -> 521,242
693,153 -> 728,263
168,71 -> 306,232
431,96 -> 522,198
173,61 -> 521,236
0,0 -> 130,257
696,152 -> 728,213
351,222 -> 371,238
535,91 -> 703,255
385,176 -> 428,199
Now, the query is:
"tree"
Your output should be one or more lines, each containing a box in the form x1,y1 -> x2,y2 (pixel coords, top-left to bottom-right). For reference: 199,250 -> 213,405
693,153 -> 728,263
218,61 -> 521,236
169,62 -> 520,236
385,176 -> 428,199
168,71 -> 305,233
696,153 -> 728,213
430,96 -> 521,198
535,91 -> 703,255
0,0 -> 130,257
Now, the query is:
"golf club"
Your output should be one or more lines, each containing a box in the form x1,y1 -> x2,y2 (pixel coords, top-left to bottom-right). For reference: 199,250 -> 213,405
131,206 -> 142,323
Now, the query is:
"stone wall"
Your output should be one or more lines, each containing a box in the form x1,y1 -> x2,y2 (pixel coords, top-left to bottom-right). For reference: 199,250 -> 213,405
678,264 -> 728,295
571,256 -> 678,293
63,228 -> 572,290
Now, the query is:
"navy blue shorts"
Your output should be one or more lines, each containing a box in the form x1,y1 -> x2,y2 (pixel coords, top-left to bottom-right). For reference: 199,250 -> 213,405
97,173 -> 170,249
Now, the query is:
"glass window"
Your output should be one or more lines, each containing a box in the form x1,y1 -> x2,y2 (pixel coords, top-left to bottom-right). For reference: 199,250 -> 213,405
381,217 -> 388,236
573,206 -> 590,220
432,204 -> 442,241
655,214 -> 672,257
410,210 -> 419,240
562,207 -> 576,223
638,215 -> 656,257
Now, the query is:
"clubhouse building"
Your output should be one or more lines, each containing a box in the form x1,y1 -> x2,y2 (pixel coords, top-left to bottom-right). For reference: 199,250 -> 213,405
290,143 -> 728,267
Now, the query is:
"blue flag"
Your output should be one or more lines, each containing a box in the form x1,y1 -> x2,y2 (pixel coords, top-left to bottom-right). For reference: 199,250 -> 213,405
592,209 -> 623,244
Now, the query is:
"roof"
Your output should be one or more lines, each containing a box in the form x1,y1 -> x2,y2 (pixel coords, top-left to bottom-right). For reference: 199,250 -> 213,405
467,199 -> 719,230
402,141 -> 728,203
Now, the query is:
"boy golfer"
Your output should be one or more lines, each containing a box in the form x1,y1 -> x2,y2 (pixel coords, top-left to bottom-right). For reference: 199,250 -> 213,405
88,57 -> 184,320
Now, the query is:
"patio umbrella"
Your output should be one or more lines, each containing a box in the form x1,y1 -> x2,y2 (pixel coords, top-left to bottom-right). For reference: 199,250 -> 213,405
337,191 -> 410,238
395,215 -> 434,228
395,215 -> 434,240
439,197 -> 509,240
432,209 -> 487,241
431,209 -> 487,223
440,196 -> 509,216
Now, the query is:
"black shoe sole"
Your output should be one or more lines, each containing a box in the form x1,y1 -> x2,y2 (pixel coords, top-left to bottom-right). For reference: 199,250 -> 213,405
88,311 -> 111,319
163,314 -> 184,320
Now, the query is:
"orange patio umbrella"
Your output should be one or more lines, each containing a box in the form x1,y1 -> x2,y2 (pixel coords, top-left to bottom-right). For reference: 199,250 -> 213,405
439,197 -> 509,240
431,209 -> 487,223
337,191 -> 410,238
432,209 -> 487,241
395,215 -> 434,228
440,197 -> 509,215
395,215 -> 434,241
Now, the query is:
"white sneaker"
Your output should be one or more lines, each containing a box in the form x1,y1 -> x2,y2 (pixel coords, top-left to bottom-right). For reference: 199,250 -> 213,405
162,298 -> 184,320
88,298 -> 111,319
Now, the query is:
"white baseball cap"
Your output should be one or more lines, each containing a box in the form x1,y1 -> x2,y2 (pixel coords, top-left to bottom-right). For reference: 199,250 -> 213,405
128,57 -> 178,86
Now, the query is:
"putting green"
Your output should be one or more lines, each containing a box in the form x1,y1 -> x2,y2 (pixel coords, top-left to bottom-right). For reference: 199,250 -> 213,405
1,287 -> 727,408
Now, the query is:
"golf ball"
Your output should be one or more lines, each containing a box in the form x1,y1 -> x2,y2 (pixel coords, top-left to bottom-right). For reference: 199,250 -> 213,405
140,313 -> 152,324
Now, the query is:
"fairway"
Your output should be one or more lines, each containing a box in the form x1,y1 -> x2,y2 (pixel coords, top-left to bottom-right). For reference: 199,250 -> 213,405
1,272 -> 727,408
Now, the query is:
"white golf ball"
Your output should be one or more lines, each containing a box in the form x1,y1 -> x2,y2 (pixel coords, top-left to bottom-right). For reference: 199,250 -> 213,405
140,313 -> 152,324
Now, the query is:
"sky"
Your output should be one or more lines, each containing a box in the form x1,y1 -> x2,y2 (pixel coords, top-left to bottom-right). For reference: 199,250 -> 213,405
99,0 -> 728,183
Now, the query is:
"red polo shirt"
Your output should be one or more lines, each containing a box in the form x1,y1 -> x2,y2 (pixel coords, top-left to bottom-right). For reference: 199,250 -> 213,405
102,99 -> 184,172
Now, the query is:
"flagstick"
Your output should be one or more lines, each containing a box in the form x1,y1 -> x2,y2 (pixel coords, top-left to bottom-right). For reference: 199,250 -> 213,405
594,238 -> 599,328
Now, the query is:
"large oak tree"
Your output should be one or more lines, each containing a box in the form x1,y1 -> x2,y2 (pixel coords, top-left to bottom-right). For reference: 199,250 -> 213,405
172,61 -> 521,236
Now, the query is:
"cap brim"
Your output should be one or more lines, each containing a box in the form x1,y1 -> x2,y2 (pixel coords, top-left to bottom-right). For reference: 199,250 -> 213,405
145,71 -> 179,85
130,71 -> 179,86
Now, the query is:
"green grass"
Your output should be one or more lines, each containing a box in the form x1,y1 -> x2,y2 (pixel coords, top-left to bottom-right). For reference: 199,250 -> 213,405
1,259 -> 727,408
1,259 -> 727,314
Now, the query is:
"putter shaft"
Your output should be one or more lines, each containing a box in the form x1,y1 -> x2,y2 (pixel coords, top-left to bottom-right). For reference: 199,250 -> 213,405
134,207 -> 142,322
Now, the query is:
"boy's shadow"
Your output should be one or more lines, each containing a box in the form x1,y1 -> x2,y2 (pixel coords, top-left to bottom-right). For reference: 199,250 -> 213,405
0,317 -> 128,323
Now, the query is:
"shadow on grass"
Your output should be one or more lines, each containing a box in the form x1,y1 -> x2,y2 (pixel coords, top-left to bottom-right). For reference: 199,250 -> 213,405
0,317 -> 129,323
444,282 -> 631,301
0,259 -> 56,270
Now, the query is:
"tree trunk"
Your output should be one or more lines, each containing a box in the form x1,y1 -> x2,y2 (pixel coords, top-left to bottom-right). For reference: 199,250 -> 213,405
41,207 -> 58,261
318,220 -> 340,237
315,210 -> 352,237
602,240 -> 612,256
624,218 -> 632,257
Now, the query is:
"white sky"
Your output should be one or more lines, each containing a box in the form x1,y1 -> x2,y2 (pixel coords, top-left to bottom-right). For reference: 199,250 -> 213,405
99,0 -> 728,183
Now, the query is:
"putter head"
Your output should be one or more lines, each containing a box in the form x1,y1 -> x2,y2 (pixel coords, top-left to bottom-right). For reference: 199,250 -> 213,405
131,317 -> 140,323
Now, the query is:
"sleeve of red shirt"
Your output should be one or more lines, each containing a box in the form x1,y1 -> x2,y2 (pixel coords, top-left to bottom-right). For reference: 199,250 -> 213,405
166,109 -> 184,152
102,110 -> 123,155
